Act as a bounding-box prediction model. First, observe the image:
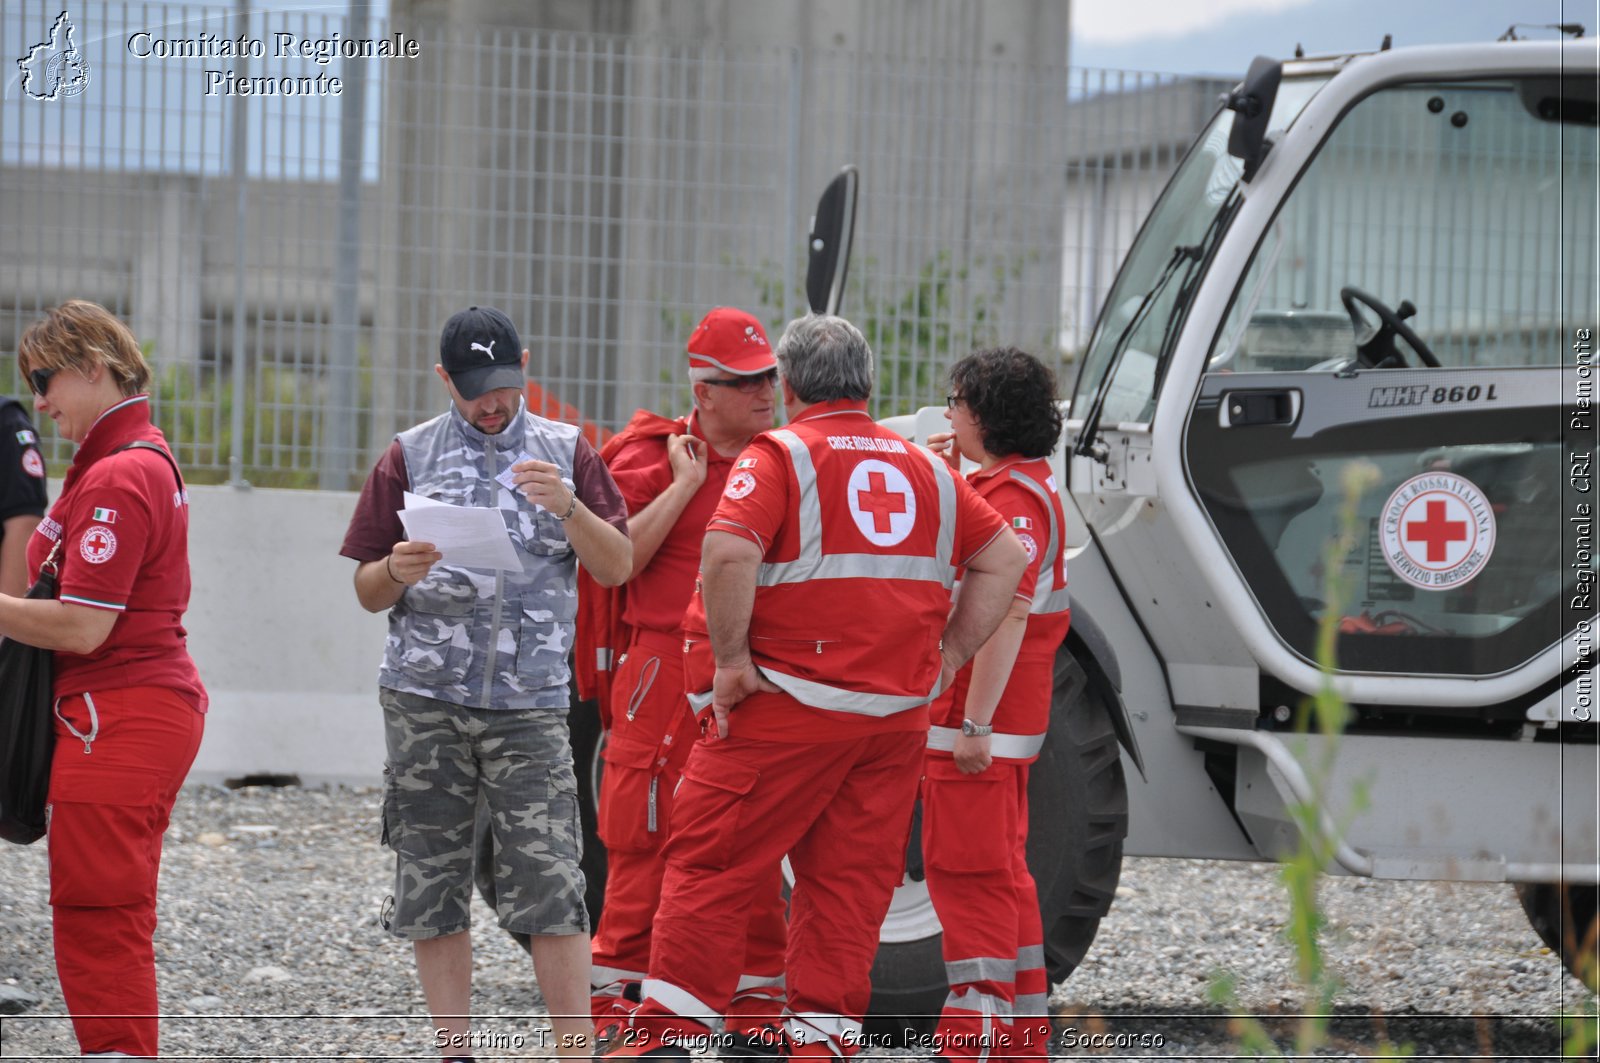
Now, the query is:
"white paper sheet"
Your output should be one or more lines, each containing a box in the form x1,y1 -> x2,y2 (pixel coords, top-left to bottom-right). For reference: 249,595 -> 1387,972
398,491 -> 524,572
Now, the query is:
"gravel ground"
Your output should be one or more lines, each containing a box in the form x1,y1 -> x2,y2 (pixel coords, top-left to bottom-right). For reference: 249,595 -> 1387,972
0,783 -> 1593,1061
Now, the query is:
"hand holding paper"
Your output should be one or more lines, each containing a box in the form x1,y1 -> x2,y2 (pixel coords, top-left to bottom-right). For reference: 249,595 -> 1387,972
398,492 -> 524,572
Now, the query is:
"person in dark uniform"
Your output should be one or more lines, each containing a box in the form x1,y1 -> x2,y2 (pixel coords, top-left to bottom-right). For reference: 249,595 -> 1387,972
0,395 -> 49,597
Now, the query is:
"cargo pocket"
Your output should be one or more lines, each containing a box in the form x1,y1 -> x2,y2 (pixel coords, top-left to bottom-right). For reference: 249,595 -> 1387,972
397,580 -> 474,686
47,764 -> 165,908
379,765 -> 404,852
545,762 -> 583,862
666,754 -> 761,871
516,611 -> 571,678
920,758 -> 1014,873
597,731 -> 662,853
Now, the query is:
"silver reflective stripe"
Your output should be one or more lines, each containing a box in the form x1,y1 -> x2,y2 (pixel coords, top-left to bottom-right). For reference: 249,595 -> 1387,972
942,988 -> 1014,1022
1016,992 -> 1049,1014
1006,468 -> 1069,616
595,647 -> 613,672
763,666 -> 934,716
946,956 -> 1015,984
920,444 -> 958,571
592,963 -> 647,991
769,428 -> 820,564
788,1011 -> 862,1043
1031,585 -> 1071,615
1016,944 -> 1046,969
927,725 -> 1047,759
642,978 -> 720,1025
761,551 -> 951,586
733,973 -> 787,992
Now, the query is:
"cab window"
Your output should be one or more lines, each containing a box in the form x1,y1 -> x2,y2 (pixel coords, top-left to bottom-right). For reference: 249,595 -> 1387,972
1211,77 -> 1598,373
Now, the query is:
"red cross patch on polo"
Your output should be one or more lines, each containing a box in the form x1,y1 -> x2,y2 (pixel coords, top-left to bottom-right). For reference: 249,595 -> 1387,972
79,525 -> 118,564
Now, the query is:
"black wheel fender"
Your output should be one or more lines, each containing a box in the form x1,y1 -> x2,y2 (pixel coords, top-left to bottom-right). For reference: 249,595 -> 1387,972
1516,882 -> 1598,990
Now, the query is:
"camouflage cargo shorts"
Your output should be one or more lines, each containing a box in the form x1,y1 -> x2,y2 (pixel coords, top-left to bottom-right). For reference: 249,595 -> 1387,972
378,687 -> 588,940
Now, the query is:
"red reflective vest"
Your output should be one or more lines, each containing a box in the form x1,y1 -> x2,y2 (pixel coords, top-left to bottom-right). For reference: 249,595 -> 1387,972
928,457 -> 1070,761
684,405 -> 990,732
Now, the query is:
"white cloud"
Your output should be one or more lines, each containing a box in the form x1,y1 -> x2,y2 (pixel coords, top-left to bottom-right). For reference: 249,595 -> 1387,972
1074,0 -> 1318,45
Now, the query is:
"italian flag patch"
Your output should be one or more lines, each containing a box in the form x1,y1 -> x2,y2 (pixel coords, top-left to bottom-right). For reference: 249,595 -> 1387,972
92,507 -> 118,523
1012,516 -> 1033,530
735,457 -> 758,470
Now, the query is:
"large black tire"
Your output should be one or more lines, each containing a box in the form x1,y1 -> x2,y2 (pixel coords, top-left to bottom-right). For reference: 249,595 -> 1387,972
1516,882 -> 1599,990
863,644 -> 1130,1030
474,679 -> 609,952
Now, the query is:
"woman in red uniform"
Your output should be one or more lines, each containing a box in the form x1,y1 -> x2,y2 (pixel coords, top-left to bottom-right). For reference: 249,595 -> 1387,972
923,347 -> 1069,1061
0,300 -> 206,1060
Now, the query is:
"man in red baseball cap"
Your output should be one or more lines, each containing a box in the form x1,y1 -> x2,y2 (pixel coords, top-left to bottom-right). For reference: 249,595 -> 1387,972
581,307 -> 790,1055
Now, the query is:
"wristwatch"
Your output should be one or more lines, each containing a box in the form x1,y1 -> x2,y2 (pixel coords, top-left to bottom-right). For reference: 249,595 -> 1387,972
960,719 -> 993,737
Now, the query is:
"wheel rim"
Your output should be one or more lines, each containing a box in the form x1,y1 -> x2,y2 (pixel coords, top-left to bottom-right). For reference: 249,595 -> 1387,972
780,859 -> 944,945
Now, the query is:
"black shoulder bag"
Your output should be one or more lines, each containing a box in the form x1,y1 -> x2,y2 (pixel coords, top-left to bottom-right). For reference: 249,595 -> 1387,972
0,535 -> 63,844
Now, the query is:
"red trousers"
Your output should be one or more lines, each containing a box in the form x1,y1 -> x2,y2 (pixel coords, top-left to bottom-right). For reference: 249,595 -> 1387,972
47,686 -> 203,1059
922,757 -> 1050,1059
591,632 -> 787,1024
637,726 -> 924,1055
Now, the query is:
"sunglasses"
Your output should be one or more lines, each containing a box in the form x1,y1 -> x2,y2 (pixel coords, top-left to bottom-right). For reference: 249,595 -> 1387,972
703,369 -> 778,394
27,366 -> 59,397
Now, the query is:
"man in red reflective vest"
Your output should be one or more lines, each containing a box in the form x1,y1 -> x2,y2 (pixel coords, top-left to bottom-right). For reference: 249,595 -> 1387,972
604,314 -> 1027,1061
588,308 -> 789,1051
923,347 -> 1072,1061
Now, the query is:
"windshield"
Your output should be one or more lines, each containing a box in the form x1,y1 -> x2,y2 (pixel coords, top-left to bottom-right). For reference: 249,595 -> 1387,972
1072,75 -> 1327,426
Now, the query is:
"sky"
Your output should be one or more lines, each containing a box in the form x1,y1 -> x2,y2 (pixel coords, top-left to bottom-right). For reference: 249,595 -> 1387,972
1070,0 -> 1598,76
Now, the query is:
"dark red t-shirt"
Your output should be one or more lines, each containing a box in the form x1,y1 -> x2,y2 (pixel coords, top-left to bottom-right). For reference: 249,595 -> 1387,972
26,396 -> 207,711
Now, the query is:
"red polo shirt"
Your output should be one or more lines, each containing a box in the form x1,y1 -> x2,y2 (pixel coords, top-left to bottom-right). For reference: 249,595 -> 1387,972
26,396 -> 207,711
605,410 -> 735,636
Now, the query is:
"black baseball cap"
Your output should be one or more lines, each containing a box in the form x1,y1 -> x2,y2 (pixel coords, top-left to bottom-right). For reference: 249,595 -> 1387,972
439,306 -> 525,399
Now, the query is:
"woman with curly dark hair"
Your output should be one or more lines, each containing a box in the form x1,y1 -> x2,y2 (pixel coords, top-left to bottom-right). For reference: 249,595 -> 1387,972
922,346 -> 1070,1061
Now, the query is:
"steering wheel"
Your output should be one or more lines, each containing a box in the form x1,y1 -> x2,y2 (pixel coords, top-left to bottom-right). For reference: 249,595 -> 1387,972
1339,286 -> 1441,368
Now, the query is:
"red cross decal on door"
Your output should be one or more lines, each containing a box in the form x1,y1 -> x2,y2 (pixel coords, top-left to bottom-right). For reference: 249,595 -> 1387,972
856,470 -> 907,533
1405,499 -> 1467,562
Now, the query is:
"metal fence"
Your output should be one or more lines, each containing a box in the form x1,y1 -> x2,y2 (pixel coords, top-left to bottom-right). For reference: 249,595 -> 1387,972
1,0 -> 1217,488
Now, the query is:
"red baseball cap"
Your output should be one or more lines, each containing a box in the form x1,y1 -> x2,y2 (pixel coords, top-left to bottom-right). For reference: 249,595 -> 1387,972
686,307 -> 776,375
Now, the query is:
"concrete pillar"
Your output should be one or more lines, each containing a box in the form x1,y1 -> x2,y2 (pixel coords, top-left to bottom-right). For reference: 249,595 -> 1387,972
131,176 -> 201,368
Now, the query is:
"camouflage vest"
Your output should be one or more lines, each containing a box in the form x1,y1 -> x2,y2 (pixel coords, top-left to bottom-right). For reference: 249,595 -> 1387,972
379,402 -> 579,710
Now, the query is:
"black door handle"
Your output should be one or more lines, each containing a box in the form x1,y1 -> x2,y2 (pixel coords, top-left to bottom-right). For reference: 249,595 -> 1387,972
1221,389 -> 1299,427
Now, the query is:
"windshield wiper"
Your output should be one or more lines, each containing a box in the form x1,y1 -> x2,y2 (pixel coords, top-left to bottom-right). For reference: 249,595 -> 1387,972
1073,193 -> 1240,462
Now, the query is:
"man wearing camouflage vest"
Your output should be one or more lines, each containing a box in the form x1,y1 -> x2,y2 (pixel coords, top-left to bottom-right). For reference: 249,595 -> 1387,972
341,306 -> 632,1061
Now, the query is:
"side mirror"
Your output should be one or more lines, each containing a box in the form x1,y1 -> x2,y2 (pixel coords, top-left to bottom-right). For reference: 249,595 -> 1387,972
806,165 -> 859,315
1226,56 -> 1282,182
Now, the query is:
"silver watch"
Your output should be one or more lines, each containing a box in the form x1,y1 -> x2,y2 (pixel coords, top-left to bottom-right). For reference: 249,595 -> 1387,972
960,719 -> 993,737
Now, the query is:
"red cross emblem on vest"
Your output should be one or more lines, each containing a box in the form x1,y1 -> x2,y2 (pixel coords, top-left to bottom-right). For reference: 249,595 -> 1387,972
847,459 -> 916,547
856,470 -> 908,533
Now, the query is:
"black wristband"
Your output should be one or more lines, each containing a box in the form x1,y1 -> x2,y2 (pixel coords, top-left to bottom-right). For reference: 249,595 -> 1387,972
384,554 -> 405,584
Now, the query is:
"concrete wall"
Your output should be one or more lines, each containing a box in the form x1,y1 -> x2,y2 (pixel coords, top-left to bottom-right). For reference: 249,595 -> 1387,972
180,482 -> 386,785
